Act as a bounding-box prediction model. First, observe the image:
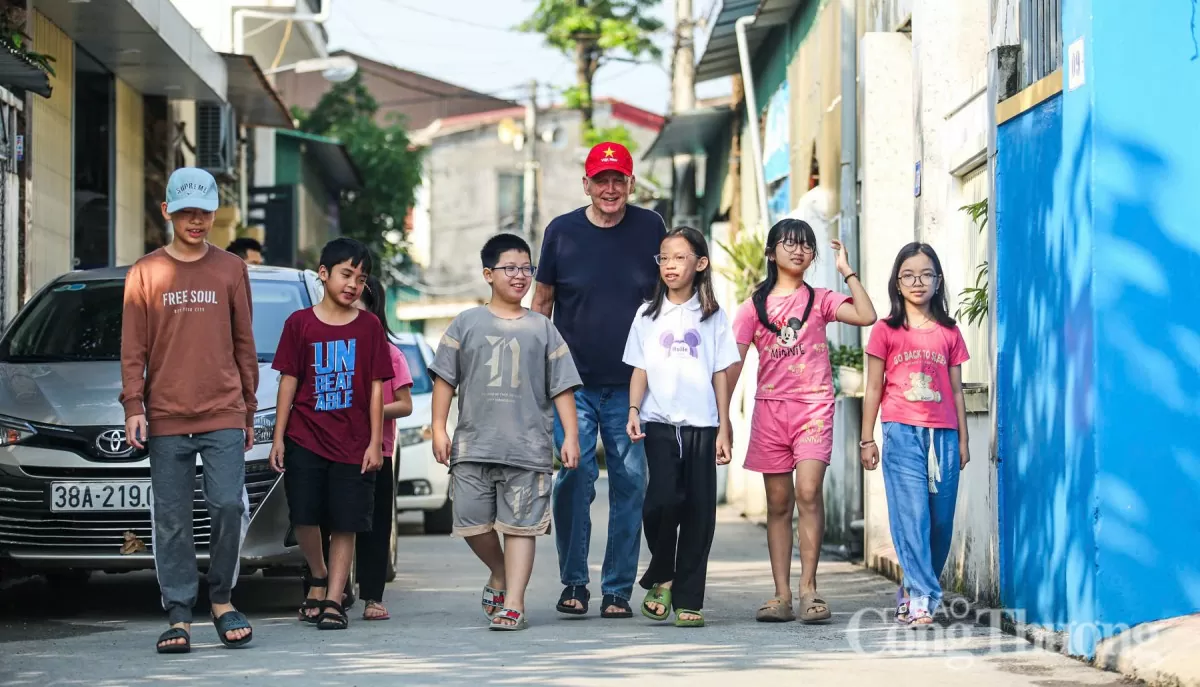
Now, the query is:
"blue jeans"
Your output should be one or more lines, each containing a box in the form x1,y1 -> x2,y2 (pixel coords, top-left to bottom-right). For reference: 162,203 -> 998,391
553,385 -> 647,601
881,422 -> 961,614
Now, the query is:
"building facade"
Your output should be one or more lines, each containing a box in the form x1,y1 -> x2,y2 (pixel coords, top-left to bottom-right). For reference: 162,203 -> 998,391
400,99 -> 667,344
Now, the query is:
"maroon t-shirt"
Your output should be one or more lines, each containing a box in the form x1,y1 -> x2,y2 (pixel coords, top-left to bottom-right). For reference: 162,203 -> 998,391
273,308 -> 394,464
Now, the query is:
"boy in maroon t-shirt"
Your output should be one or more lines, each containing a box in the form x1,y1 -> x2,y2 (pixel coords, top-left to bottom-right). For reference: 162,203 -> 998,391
269,238 -> 394,630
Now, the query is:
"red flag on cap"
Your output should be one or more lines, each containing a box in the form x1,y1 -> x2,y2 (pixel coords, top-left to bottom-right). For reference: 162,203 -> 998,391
585,142 -> 634,178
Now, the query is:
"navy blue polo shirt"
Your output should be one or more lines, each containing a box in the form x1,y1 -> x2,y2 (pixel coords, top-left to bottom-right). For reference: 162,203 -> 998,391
536,205 -> 667,387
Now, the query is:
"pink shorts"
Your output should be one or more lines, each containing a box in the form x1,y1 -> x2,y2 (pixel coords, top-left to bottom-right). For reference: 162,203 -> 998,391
744,399 -> 835,473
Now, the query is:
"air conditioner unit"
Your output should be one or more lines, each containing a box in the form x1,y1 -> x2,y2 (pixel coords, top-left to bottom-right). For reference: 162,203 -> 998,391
195,102 -> 236,177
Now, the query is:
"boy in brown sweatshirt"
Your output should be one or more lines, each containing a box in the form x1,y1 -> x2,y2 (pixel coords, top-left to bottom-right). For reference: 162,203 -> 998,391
120,167 -> 259,654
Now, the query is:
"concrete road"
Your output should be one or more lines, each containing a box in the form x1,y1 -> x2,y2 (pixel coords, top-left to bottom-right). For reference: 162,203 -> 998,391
0,482 -> 1131,686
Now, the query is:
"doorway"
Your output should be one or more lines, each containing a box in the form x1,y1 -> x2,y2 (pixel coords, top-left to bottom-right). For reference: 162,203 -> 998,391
72,46 -> 114,270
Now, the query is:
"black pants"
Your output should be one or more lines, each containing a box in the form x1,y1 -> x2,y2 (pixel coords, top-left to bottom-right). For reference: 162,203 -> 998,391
356,453 -> 395,602
312,453 -> 395,603
638,422 -> 718,611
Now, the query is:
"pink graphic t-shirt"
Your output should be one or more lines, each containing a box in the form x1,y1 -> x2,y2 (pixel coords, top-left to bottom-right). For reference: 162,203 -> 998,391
733,286 -> 851,402
865,320 -> 969,429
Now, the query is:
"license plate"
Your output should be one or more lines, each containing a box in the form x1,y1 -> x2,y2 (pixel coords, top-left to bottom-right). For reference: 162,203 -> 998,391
49,481 -> 154,512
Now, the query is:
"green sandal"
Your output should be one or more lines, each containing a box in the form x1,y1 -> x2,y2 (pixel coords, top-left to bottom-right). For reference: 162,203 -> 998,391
674,609 -> 705,628
641,585 -> 672,621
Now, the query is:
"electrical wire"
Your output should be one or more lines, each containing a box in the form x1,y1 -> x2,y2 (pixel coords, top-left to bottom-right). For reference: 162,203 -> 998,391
377,0 -> 524,33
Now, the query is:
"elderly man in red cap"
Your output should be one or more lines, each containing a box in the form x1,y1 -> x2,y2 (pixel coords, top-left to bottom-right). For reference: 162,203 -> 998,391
532,142 -> 667,619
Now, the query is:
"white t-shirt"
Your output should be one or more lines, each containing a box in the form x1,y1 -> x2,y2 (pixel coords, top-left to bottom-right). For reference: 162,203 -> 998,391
622,294 -> 742,428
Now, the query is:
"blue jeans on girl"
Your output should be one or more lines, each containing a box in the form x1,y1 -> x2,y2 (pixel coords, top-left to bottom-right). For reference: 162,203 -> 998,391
881,422 -> 961,615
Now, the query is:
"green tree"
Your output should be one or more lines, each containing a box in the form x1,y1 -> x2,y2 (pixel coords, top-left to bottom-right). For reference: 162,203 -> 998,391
519,0 -> 663,136
292,72 -> 423,272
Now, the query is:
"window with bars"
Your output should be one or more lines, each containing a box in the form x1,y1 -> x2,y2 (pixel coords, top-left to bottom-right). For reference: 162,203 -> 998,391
1020,0 -> 1062,89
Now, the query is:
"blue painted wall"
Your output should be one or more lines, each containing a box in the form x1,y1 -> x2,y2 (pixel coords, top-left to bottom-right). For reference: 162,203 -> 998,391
1086,0 -> 1200,638
996,0 -> 1200,659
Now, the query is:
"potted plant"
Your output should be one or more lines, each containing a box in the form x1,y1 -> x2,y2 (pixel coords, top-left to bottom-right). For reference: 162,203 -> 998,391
830,344 -> 865,397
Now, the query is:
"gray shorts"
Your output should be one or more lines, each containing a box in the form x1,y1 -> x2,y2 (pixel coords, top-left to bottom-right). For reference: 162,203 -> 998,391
450,462 -> 552,537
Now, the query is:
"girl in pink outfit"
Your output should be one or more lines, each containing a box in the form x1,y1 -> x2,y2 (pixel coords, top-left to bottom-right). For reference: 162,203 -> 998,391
860,243 -> 970,628
727,219 -> 877,623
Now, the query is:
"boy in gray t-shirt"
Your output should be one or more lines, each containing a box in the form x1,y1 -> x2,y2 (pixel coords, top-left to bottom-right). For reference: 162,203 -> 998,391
430,233 -> 582,632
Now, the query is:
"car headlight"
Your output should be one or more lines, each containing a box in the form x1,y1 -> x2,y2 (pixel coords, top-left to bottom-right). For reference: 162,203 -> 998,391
0,415 -> 35,447
397,425 -> 432,448
253,409 -> 276,445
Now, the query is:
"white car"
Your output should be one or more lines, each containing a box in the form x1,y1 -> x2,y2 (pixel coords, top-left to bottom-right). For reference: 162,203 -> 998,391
390,332 -> 452,534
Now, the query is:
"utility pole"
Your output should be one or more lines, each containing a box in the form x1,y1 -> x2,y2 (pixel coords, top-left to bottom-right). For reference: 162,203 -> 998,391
670,0 -> 697,225
522,79 -> 539,242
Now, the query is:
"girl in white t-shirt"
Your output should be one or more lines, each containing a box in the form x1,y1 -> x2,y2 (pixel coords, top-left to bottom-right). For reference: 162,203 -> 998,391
622,226 -> 742,628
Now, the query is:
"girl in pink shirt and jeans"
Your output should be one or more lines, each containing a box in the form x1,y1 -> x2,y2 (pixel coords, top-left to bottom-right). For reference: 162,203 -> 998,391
727,219 -> 877,623
860,242 -> 971,627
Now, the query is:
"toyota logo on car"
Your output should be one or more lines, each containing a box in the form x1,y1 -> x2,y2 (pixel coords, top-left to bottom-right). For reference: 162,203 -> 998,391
95,429 -> 133,457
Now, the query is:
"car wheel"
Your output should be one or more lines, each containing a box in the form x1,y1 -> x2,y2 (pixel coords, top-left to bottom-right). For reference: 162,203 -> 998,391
386,485 -> 399,582
423,498 -> 453,535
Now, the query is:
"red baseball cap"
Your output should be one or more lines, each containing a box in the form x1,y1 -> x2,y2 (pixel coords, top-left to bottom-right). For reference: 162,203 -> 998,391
585,142 -> 634,178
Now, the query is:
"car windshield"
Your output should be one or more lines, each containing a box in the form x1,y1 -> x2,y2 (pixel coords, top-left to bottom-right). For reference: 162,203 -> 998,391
0,277 -> 309,363
396,342 -> 433,395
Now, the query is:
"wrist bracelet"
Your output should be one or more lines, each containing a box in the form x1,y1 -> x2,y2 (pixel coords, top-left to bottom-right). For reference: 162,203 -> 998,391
859,439 -> 875,448
629,406 -> 640,414
844,272 -> 858,284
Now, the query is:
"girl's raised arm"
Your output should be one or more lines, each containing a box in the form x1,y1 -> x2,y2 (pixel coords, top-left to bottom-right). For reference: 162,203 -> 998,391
831,239 -> 877,326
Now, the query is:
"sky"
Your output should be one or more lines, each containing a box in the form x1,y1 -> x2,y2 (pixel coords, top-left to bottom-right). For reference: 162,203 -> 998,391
323,0 -> 732,115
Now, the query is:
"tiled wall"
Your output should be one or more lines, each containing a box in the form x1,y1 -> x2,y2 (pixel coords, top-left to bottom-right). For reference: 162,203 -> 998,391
30,11 -> 74,289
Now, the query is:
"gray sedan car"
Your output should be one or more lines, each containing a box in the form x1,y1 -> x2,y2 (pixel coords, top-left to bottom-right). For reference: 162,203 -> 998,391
0,264 -> 397,586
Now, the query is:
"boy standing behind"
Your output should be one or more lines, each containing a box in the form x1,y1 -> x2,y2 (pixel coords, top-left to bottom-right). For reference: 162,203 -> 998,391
430,233 -> 582,631
269,238 -> 393,631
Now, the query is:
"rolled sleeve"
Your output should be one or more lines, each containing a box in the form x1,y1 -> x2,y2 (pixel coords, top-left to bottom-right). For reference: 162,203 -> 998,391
621,306 -> 649,370
427,319 -> 463,387
546,322 -> 582,398
712,309 -> 743,372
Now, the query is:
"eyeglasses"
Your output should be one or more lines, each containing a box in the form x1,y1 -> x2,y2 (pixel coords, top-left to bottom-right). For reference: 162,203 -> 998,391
898,272 -> 939,287
778,239 -> 815,254
490,265 -> 537,278
653,253 -> 697,266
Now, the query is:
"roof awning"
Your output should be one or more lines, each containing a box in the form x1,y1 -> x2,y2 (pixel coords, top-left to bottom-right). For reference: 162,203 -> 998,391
34,0 -> 226,102
642,106 -> 734,160
0,40 -> 51,98
694,0 -> 805,83
277,129 -> 363,192
220,54 -> 294,129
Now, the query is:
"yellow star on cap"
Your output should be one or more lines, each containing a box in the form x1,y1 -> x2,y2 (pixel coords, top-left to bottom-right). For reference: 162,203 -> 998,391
603,147 -> 616,160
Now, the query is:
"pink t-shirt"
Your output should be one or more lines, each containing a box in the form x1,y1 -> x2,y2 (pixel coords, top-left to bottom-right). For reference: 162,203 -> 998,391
733,286 -> 851,402
382,343 -> 415,457
864,320 -> 969,429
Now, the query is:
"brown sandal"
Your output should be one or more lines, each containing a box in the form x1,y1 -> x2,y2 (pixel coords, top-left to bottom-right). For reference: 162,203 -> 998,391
799,592 -> 831,623
755,596 -> 795,622
362,600 -> 390,621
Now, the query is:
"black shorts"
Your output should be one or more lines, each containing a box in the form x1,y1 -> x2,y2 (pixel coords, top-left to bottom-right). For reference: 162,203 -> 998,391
283,439 -> 376,533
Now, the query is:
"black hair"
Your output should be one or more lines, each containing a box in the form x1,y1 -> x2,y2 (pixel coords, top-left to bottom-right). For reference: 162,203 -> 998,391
360,274 -> 397,340
883,242 -> 957,329
225,237 -> 263,258
319,237 -> 372,275
643,226 -> 719,321
751,218 -> 820,334
480,233 -> 532,268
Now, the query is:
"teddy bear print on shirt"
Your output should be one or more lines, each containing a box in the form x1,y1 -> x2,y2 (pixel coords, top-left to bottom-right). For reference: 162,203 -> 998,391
904,371 -> 942,403
660,329 -> 701,358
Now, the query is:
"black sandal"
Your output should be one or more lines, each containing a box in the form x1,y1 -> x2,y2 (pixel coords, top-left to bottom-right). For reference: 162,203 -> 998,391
155,626 -> 191,654
600,594 -> 633,619
317,600 -> 349,630
299,574 -> 328,623
211,610 -> 253,649
556,585 -> 590,615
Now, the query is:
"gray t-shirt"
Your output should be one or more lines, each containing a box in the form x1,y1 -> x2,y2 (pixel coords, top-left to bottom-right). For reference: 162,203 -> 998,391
428,306 -> 582,472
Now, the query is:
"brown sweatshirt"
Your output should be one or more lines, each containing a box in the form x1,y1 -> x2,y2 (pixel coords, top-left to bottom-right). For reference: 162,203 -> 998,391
119,246 -> 259,437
